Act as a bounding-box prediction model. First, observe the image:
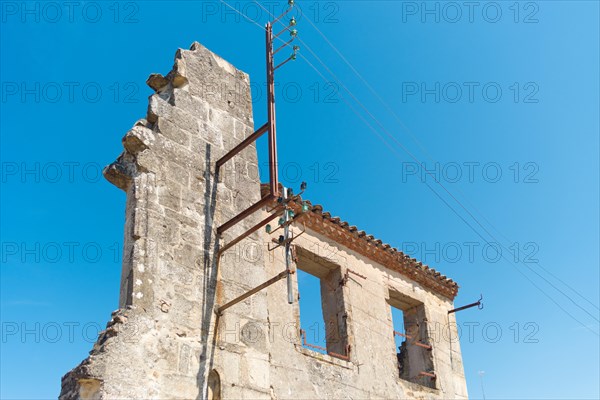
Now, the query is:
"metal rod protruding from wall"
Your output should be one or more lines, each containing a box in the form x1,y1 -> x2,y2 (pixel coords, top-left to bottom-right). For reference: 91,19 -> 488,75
216,122 -> 269,168
216,270 -> 289,315
448,294 -> 484,314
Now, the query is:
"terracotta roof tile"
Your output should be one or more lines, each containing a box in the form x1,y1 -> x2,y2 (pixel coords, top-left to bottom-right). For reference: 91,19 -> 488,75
260,185 -> 459,299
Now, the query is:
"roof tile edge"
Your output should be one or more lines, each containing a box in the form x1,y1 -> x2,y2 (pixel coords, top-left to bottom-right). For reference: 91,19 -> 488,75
261,184 -> 459,300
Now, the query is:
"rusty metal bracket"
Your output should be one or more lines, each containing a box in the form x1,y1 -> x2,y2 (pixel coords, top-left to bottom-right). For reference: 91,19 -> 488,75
340,268 -> 367,286
268,223 -> 306,251
266,189 -> 305,214
412,341 -> 433,351
271,4 -> 294,26
217,207 -> 284,257
216,270 -> 293,316
418,371 -> 436,379
299,329 -> 351,361
448,294 -> 483,314
273,37 -> 295,55
393,330 -> 432,351
274,56 -> 295,71
267,210 -> 305,236
217,195 -> 275,236
216,122 -> 269,169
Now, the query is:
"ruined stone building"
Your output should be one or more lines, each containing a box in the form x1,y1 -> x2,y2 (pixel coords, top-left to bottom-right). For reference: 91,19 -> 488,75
60,42 -> 468,399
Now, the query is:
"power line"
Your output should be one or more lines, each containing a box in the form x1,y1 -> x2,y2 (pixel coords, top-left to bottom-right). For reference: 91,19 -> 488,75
300,50 -> 600,334
290,19 -> 600,320
237,0 -> 600,332
306,51 -> 600,335
218,0 -> 264,28
219,0 -> 600,334
251,1 -> 600,321
300,9 -> 435,162
301,13 -> 600,314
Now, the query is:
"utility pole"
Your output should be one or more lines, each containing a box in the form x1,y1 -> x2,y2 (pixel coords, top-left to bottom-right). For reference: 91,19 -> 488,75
214,0 -> 302,316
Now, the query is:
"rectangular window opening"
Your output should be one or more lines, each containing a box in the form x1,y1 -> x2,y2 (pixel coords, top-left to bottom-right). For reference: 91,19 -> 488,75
296,249 -> 349,360
297,269 -> 328,354
389,292 -> 436,389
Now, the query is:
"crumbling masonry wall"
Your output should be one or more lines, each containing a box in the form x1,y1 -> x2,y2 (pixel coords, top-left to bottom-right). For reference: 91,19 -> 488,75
60,42 -> 468,399
60,42 -> 265,399
263,229 -> 468,398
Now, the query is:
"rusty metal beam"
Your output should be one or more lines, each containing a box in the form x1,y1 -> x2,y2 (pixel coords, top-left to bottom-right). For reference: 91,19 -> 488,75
300,329 -> 327,352
300,329 -> 351,361
274,56 -> 294,71
347,269 -> 367,280
413,342 -> 433,350
217,195 -> 274,235
328,352 -> 350,361
216,270 -> 290,315
218,206 -> 284,256
394,330 -> 412,339
267,224 -> 306,252
341,268 -> 367,286
216,122 -> 269,169
393,330 -> 432,350
273,38 -> 294,55
448,294 -> 483,314
271,6 -> 292,26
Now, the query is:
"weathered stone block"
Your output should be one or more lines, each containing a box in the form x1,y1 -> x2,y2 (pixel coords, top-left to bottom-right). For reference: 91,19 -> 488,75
61,41 -> 467,400
155,118 -> 191,148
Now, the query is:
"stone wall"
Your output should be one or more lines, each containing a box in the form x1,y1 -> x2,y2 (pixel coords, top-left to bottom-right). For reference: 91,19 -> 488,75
60,42 -> 467,400
60,42 -> 263,399
261,228 -> 468,399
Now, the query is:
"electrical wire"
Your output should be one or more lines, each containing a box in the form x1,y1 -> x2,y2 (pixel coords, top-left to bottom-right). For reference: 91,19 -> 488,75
296,3 -> 600,314
218,0 -> 600,334
250,0 -> 600,325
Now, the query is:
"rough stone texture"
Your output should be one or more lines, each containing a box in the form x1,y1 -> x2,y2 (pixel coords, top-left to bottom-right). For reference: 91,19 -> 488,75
60,42 -> 467,399
261,228 -> 468,399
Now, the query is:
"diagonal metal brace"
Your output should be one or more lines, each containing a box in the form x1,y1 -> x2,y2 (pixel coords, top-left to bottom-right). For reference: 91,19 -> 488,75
217,206 -> 284,256
216,122 -> 269,169
216,270 -> 292,316
340,268 -> 367,286
217,195 -> 275,235
268,224 -> 306,251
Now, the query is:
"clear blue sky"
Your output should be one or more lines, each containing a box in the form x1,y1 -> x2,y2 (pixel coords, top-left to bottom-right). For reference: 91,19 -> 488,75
1,1 -> 599,399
